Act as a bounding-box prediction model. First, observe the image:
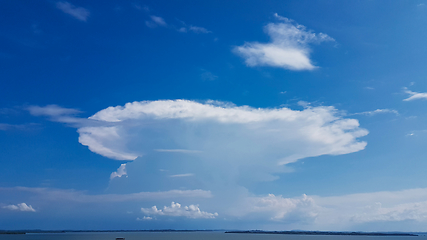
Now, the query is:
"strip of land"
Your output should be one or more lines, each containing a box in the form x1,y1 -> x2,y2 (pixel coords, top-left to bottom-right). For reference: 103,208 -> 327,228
226,230 -> 418,236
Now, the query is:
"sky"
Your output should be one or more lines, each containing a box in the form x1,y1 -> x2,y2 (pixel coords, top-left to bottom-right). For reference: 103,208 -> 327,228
2,0 -> 427,232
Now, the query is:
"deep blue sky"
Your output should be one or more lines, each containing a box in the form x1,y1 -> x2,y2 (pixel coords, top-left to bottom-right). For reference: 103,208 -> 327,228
2,0 -> 427,231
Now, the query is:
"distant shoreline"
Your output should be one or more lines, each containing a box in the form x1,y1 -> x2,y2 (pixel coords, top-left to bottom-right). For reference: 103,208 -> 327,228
226,230 -> 418,236
0,230 -> 420,236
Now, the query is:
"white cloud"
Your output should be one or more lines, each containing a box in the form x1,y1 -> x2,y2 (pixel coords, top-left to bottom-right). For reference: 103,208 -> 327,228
188,26 -> 211,34
403,88 -> 427,101
170,173 -> 194,178
56,2 -> 90,22
136,216 -> 152,221
0,187 -> 212,203
141,202 -> 218,219
233,13 -> 334,71
110,164 -> 128,180
30,100 -> 367,185
145,16 -> 167,28
3,203 -> 36,212
83,100 -> 367,167
242,194 -> 319,221
177,20 -> 211,34
352,109 -> 399,116
234,187 -> 427,229
78,127 -> 138,160
28,105 -> 81,117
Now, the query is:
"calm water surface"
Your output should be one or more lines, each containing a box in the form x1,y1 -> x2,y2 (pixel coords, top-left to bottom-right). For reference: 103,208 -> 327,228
1,232 -> 427,240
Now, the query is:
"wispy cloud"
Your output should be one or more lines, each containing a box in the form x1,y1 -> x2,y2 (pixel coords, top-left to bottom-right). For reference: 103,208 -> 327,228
0,187 -> 212,203
141,202 -> 218,219
145,15 -> 167,28
2,203 -> 36,212
178,25 -> 212,34
200,69 -> 218,81
352,109 -> 399,116
28,105 -> 81,117
170,173 -> 194,178
403,87 -> 427,101
233,13 -> 334,71
56,2 -> 90,22
0,123 -> 37,131
155,149 -> 202,154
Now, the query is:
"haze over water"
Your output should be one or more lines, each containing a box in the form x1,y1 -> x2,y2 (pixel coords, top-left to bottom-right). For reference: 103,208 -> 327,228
2,233 -> 427,240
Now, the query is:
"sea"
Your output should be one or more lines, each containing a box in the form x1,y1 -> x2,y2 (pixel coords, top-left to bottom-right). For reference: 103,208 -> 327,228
1,232 -> 427,240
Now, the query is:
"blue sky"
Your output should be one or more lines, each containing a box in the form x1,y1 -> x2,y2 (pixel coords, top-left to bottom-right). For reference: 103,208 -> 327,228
2,0 -> 427,231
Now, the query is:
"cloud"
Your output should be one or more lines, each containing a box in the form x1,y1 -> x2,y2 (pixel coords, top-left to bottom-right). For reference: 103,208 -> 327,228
2,203 -> 36,212
233,13 -> 334,71
154,149 -> 202,153
242,194 -> 319,222
176,20 -> 211,34
189,26 -> 211,33
146,16 -> 167,28
0,123 -> 36,131
136,216 -> 152,221
233,187 -> 427,229
81,100 -> 367,166
170,173 -> 194,178
28,105 -> 82,124
179,25 -> 211,34
200,69 -> 218,81
403,88 -> 427,101
31,100 -> 368,187
110,164 -> 127,180
141,202 -> 218,219
0,187 -> 212,203
56,2 -> 90,22
352,109 -> 399,116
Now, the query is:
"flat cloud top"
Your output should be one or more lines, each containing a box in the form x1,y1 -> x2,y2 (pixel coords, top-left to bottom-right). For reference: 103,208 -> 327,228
81,100 -> 368,164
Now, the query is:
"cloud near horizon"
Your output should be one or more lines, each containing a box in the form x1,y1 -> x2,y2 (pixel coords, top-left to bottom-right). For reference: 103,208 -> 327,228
2,203 -> 36,212
230,188 -> 427,230
141,202 -> 218,219
233,13 -> 334,71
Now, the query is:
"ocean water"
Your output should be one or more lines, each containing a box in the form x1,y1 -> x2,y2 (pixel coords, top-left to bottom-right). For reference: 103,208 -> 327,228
1,232 -> 427,240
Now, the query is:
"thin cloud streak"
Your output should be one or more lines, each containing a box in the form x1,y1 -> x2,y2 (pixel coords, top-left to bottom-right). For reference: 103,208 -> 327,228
403,88 -> 427,101
56,2 -> 90,21
0,187 -> 213,203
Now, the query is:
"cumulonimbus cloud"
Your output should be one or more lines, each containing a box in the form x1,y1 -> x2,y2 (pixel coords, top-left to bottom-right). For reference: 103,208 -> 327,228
233,13 -> 334,71
79,100 -> 367,167
28,100 -> 368,184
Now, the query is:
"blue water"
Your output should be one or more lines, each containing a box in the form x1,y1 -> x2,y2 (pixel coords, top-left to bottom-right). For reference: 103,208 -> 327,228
1,232 -> 426,240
